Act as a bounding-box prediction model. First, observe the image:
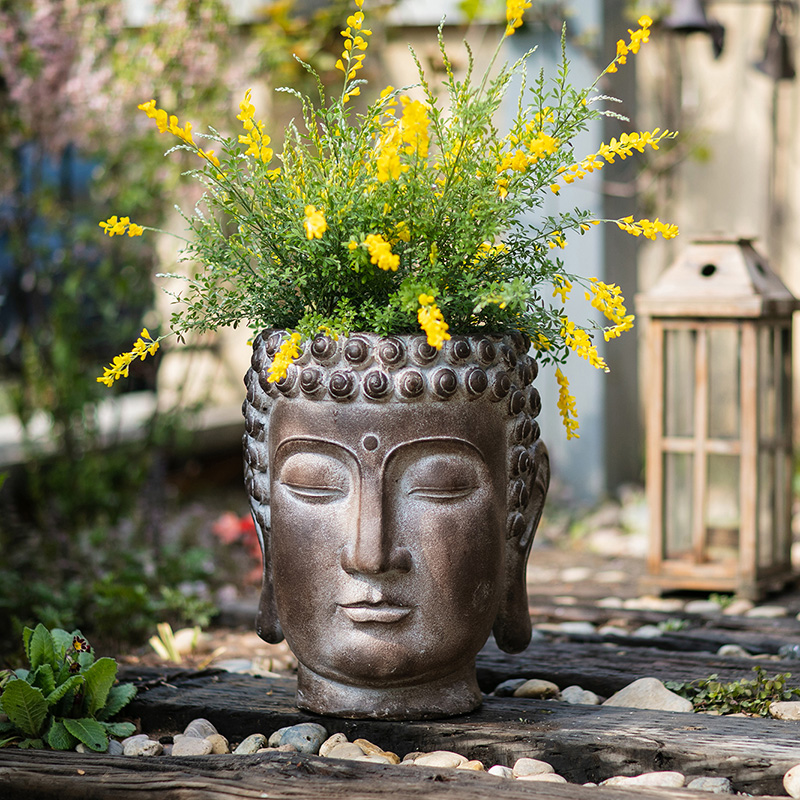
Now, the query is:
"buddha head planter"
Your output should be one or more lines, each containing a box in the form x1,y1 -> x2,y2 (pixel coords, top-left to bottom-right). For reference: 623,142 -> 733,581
242,330 -> 549,719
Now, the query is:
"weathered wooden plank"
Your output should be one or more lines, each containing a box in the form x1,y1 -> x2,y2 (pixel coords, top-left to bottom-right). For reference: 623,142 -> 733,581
474,638 -> 800,696
0,749 -> 774,800
121,669 -> 800,795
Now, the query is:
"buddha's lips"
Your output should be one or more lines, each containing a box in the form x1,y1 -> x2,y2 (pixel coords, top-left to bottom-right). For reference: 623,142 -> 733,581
339,602 -> 412,623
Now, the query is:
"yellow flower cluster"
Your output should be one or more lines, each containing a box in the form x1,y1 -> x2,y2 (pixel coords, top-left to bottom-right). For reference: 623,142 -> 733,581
417,294 -> 451,349
399,98 -> 430,157
496,128 -> 559,196
616,216 -> 679,240
303,205 -> 327,240
237,89 -> 274,164
96,329 -> 160,387
606,15 -> 652,73
555,367 -> 580,440
365,233 -> 400,271
561,317 -> 607,371
138,98 -> 222,171
505,0 -> 532,37
586,279 -> 635,341
336,0 -> 371,103
267,332 -> 302,383
550,129 -> 675,195
138,99 -> 195,145
376,126 -> 404,183
99,216 -> 144,237
552,274 -> 572,303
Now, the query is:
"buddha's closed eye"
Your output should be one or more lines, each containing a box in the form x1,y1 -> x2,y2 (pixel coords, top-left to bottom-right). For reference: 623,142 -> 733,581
278,451 -> 351,504
403,455 -> 481,503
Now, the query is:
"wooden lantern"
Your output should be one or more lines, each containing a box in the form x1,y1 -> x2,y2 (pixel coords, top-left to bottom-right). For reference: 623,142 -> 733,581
636,237 -> 798,599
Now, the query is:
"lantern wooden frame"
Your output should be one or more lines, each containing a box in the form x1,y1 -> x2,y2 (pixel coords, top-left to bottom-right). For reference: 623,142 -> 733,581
637,238 -> 798,599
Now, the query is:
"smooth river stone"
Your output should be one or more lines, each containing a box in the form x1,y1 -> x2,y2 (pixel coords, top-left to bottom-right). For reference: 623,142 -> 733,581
603,677 -> 693,713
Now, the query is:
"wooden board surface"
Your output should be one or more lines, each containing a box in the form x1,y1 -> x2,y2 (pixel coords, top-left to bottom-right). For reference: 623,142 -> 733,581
474,637 -> 800,696
2,749 -> 779,800
118,667 -> 800,796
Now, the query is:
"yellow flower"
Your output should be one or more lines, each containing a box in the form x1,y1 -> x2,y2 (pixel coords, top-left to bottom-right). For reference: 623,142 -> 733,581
399,98 -> 430,158
552,274 -> 572,303
138,100 -> 194,144
99,216 -> 145,237
417,297 -> 450,349
364,233 -> 400,271
561,317 -> 607,371
505,0 -> 532,36
555,368 -> 580,439
615,215 -> 679,240
376,125 -> 404,182
97,329 -> 160,387
303,205 -> 328,239
267,332 -> 302,383
237,89 -> 274,164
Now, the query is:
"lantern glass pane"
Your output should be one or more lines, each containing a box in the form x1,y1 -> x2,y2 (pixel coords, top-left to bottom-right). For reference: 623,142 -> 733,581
705,454 -> 740,562
707,327 -> 740,440
758,450 -> 775,568
759,326 -> 776,440
664,328 -> 695,438
663,451 -> 693,559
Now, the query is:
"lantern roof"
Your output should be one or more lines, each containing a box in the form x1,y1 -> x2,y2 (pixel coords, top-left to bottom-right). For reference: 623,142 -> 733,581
636,237 -> 800,318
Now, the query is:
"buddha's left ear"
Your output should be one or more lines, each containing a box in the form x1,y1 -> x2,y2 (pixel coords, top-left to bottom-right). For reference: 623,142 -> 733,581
252,506 -> 284,644
493,439 -> 550,653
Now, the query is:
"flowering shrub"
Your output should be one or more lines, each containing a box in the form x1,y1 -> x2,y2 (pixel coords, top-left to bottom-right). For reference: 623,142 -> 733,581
98,0 -> 677,438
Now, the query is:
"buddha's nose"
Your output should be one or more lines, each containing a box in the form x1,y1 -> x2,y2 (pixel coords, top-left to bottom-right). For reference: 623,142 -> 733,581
340,484 -> 411,575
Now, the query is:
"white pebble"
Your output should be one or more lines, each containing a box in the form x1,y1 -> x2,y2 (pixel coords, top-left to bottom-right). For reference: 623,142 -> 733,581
183,718 -> 218,739
716,644 -> 751,658
746,605 -> 787,619
326,742 -> 370,760
561,685 -> 600,705
413,751 -> 468,768
513,679 -> 560,699
771,701 -> 800,721
785,764 -> 800,798
319,733 -> 348,757
516,774 -> 567,783
512,757 -> 554,777
601,771 -> 685,788
172,736 -> 213,756
488,765 -> 514,778
686,776 -> 733,793
603,677 -> 693,713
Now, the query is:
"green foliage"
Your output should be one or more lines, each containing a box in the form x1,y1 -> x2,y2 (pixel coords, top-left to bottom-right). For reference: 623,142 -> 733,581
112,7 -> 673,387
0,539 -> 217,652
657,617 -> 688,633
666,667 -> 800,717
0,624 -> 136,751
708,593 -> 734,610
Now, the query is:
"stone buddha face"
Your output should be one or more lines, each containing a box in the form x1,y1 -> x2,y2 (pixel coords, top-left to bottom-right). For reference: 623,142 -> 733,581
243,331 -> 549,719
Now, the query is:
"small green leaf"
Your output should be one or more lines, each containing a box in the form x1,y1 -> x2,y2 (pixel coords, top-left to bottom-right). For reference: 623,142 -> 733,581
83,658 -> 118,716
29,664 -> 55,696
18,738 -> 45,749
45,674 -> 84,708
29,624 -> 55,671
51,629 -> 73,658
97,683 -> 136,721
22,627 -> 34,662
63,718 -> 108,752
101,721 -> 135,737
46,719 -> 78,751
1,680 -> 48,737
0,737 -> 18,748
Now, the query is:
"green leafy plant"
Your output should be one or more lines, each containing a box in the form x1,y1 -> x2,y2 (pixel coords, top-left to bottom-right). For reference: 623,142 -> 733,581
708,593 -> 735,610
666,667 -> 800,717
0,624 -> 136,750
657,617 -> 688,633
98,1 -> 677,440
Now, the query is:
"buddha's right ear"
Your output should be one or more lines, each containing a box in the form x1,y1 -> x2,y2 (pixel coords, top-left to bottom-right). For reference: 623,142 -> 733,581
252,507 -> 284,644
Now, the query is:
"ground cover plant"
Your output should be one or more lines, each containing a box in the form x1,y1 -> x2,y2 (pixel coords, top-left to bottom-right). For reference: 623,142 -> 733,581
0,624 -> 136,751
